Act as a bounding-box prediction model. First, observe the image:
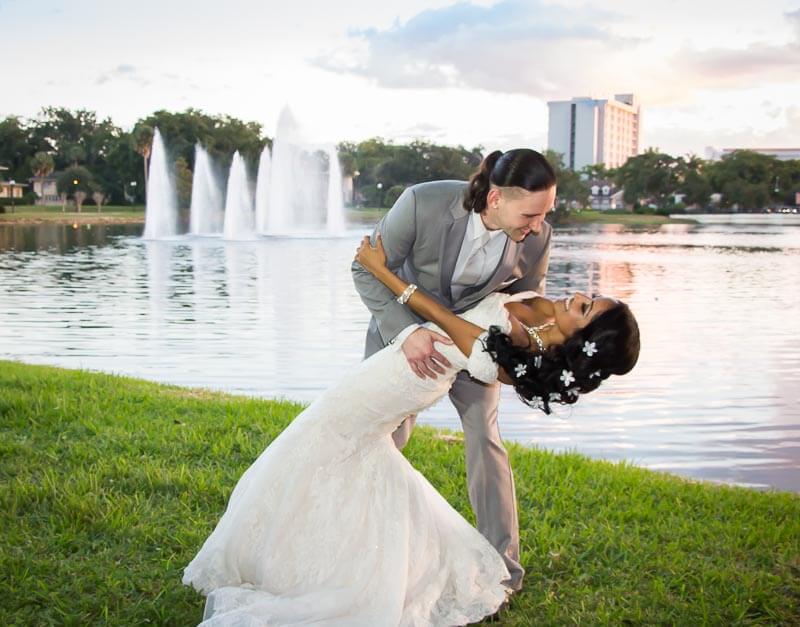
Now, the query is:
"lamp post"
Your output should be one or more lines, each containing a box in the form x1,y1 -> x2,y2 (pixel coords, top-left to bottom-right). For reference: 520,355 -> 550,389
352,170 -> 360,207
72,178 -> 80,212
126,180 -> 138,206
9,180 -> 15,214
376,181 -> 383,208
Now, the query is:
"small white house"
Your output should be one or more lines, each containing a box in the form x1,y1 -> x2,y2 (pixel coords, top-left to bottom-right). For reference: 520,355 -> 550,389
587,178 -> 625,210
29,173 -> 61,205
0,166 -> 27,201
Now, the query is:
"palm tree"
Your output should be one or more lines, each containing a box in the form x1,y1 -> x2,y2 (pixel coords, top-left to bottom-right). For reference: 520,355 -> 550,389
30,152 -> 55,205
132,124 -> 154,196
90,182 -> 106,213
74,190 -> 87,213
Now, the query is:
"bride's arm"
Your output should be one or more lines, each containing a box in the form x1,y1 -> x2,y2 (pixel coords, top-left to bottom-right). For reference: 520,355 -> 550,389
356,235 -> 484,357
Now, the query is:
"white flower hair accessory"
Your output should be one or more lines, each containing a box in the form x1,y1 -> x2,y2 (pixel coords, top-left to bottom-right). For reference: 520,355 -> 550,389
589,370 -> 602,379
533,355 -> 543,369
514,363 -> 527,378
560,369 -> 575,386
549,392 -> 562,402
582,341 -> 598,357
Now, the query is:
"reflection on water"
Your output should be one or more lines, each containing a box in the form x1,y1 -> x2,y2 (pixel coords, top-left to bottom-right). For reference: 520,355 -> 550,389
0,222 -> 142,253
1,221 -> 799,491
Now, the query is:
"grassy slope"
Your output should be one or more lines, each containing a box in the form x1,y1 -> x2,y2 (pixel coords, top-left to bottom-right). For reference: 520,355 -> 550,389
1,361 -> 797,625
554,210 -> 697,226
0,206 -> 697,227
0,205 -> 146,224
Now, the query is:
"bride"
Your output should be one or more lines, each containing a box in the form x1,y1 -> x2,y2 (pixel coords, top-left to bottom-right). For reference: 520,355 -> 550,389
183,235 -> 640,626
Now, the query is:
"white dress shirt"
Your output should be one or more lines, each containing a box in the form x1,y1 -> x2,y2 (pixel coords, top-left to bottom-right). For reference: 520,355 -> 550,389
450,210 -> 507,302
392,211 -> 507,346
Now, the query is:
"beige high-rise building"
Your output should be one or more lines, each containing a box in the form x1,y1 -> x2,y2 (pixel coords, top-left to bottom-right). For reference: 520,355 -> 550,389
547,94 -> 641,170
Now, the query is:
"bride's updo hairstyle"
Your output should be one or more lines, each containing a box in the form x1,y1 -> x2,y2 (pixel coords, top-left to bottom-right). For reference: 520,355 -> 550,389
463,149 -> 557,213
484,303 -> 640,414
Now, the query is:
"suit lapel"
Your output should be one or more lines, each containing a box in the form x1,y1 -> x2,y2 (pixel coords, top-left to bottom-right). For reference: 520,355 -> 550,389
439,212 -> 469,303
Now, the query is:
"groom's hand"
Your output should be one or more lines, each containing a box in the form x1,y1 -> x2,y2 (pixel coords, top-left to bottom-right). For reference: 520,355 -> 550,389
401,328 -> 453,379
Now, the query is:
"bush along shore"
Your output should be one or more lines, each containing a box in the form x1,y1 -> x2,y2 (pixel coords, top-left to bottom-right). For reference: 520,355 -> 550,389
1,361 -> 798,625
0,205 -> 698,228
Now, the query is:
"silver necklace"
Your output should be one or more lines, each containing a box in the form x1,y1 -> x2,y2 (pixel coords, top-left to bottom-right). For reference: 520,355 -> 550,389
520,321 -> 553,353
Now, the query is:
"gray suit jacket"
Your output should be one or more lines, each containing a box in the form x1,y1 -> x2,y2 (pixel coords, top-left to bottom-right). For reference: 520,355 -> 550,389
352,180 -> 552,351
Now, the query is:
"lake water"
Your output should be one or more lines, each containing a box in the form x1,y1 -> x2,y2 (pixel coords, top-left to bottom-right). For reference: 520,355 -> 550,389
1,220 -> 799,491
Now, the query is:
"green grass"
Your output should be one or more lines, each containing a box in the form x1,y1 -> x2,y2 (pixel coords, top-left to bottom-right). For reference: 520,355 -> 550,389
0,205 -> 145,223
0,206 -> 698,228
1,361 -> 798,625
347,206 -> 387,223
555,210 -> 697,226
345,207 -> 699,227
3,206 -> 374,226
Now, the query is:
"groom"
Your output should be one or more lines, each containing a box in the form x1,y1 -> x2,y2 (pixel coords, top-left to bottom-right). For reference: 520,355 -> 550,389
351,174 -> 553,592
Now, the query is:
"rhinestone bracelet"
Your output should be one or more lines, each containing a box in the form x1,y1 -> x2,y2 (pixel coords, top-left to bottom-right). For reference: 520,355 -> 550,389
396,284 -> 418,305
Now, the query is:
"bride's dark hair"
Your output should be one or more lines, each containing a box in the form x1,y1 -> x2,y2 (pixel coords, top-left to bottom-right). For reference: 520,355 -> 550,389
463,148 -> 557,213
484,303 -> 640,414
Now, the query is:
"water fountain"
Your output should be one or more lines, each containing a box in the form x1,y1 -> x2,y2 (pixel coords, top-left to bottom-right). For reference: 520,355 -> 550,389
263,107 -> 346,236
189,144 -> 224,235
326,144 -> 345,234
254,145 -> 272,233
142,128 -> 179,239
142,108 -> 346,241
222,151 -> 256,240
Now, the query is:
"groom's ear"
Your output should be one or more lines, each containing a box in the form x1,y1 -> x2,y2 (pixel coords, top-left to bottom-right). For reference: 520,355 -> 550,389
485,187 -> 500,209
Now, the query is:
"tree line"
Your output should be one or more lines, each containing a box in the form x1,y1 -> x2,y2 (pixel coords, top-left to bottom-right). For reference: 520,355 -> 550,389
548,149 -> 799,213
1,107 -> 797,212
0,107 -> 483,211
0,108 -> 271,211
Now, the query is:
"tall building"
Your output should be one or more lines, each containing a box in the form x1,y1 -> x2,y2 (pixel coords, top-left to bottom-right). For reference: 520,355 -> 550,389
547,94 -> 641,170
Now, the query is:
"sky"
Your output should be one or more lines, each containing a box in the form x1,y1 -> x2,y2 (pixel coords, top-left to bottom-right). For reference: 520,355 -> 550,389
2,0 -> 799,157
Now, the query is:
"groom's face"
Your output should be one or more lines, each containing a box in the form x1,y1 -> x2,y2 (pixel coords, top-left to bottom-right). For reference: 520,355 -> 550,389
487,185 -> 556,242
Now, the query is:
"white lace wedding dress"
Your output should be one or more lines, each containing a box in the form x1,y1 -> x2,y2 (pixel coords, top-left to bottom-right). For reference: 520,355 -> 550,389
183,292 -> 533,626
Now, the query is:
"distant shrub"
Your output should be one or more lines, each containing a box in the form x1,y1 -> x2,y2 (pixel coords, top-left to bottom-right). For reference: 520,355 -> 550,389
384,185 -> 405,208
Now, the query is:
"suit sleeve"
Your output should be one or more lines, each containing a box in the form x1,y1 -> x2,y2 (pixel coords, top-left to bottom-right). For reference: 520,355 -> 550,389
508,223 -> 552,295
352,186 -> 421,343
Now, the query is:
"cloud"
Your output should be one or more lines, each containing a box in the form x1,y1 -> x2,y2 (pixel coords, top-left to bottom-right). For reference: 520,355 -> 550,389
95,64 -> 149,86
392,121 -> 449,140
312,1 -> 800,108
646,106 -> 800,155
667,10 -> 800,91
311,0 -> 645,97
93,65 -> 202,92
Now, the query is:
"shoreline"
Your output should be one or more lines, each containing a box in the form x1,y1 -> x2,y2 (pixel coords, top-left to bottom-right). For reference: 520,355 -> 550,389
0,205 -> 146,226
0,207 -> 698,228
552,210 -> 697,226
0,215 -> 146,225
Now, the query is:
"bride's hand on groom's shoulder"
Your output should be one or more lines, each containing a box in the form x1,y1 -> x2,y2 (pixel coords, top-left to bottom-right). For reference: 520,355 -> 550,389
355,234 -> 387,274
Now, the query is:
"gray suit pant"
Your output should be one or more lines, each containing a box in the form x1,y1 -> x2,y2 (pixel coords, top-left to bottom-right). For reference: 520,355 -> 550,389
392,371 -> 524,591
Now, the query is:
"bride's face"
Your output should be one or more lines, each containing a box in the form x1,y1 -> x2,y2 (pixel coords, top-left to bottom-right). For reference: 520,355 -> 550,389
554,292 -> 617,337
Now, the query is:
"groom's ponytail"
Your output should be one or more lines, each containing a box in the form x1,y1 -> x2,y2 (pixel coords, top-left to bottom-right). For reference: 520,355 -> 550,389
464,150 -> 504,212
463,148 -> 557,213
